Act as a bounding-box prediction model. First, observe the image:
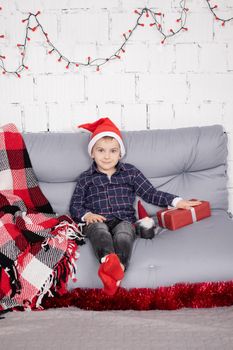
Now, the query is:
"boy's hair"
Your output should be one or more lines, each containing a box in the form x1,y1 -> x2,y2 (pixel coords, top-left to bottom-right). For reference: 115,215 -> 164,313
94,135 -> 120,144
101,136 -> 114,141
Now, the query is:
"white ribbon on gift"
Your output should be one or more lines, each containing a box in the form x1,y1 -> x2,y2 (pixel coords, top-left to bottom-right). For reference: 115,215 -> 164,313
190,206 -> 197,223
160,207 -> 197,228
160,208 -> 176,228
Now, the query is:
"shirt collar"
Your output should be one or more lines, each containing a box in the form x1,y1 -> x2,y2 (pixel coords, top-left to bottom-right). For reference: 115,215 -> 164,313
87,161 -> 125,175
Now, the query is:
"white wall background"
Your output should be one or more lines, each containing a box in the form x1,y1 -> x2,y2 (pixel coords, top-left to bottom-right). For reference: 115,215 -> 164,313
0,0 -> 233,210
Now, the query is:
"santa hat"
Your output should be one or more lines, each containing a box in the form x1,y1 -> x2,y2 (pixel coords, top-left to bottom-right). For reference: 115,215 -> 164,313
138,199 -> 149,219
137,200 -> 154,230
78,117 -> 126,157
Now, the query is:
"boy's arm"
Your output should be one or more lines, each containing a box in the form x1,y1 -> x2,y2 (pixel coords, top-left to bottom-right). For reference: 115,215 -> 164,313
133,168 -> 179,207
69,179 -> 88,222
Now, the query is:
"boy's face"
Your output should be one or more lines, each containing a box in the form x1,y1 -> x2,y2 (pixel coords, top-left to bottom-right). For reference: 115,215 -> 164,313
91,137 -> 121,174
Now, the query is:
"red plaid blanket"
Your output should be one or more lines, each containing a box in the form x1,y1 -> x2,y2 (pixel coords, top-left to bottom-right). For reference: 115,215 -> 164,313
0,124 -> 85,311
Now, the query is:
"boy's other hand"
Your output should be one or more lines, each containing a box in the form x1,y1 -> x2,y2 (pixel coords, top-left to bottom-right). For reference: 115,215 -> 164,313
84,212 -> 107,225
175,200 -> 202,210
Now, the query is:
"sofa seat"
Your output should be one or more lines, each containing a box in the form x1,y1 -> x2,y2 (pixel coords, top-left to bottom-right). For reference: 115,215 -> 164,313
69,209 -> 233,290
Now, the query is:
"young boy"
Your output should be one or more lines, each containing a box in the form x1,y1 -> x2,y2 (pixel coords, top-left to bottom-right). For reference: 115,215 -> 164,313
70,118 -> 201,296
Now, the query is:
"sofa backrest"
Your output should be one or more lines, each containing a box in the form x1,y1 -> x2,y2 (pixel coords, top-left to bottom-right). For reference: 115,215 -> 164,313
23,125 -> 228,215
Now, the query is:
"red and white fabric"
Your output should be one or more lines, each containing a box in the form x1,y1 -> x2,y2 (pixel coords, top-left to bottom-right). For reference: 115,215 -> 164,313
0,124 -> 85,311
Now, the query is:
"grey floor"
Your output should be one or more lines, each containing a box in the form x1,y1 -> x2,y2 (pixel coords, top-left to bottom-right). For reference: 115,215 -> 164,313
1,306 -> 233,350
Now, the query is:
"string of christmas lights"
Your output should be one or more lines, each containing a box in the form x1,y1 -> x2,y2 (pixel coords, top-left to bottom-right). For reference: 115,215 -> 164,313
0,0 -> 233,77
206,0 -> 233,26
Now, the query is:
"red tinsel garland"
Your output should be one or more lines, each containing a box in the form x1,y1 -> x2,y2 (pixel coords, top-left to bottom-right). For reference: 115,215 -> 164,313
42,280 -> 233,311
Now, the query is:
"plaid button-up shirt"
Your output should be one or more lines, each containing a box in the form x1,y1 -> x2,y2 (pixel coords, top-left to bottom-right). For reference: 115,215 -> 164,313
70,162 -> 178,223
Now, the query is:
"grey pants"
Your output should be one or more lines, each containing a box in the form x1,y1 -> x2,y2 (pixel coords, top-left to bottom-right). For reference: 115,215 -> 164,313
84,218 -> 136,269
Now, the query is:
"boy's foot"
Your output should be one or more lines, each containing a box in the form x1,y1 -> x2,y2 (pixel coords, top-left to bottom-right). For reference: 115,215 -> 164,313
98,264 -> 118,296
101,253 -> 124,281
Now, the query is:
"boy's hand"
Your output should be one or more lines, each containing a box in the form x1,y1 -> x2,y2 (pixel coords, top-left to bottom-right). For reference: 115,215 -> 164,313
175,200 -> 202,209
84,212 -> 107,225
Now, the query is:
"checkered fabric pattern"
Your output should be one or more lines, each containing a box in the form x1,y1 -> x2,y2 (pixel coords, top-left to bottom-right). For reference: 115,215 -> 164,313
70,161 -> 178,223
0,123 -> 53,213
0,124 -> 85,311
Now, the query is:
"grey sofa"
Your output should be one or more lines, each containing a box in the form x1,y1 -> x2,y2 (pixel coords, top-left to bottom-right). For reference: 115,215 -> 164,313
23,125 -> 233,300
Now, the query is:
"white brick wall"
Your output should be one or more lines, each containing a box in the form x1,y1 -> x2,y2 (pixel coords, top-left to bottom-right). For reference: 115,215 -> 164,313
59,12 -> 109,44
189,73 -> 233,101
175,43 -> 199,72
86,73 -> 136,103
138,73 -> 188,102
0,0 -> 233,211
0,76 -> 34,103
35,74 -> 85,102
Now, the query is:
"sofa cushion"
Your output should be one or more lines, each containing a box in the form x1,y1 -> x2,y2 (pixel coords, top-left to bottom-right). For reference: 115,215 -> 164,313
23,124 -> 228,215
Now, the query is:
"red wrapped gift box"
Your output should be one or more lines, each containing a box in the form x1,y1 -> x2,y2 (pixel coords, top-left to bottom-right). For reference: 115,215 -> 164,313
156,200 -> 211,231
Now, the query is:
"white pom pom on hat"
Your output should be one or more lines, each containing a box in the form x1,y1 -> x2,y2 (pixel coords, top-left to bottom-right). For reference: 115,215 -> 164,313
137,200 -> 154,229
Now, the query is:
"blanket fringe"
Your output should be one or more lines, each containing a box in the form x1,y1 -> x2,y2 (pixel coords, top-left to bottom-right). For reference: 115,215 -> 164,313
31,225 -> 81,310
52,241 -> 79,295
35,273 -> 55,310
54,220 -> 86,242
